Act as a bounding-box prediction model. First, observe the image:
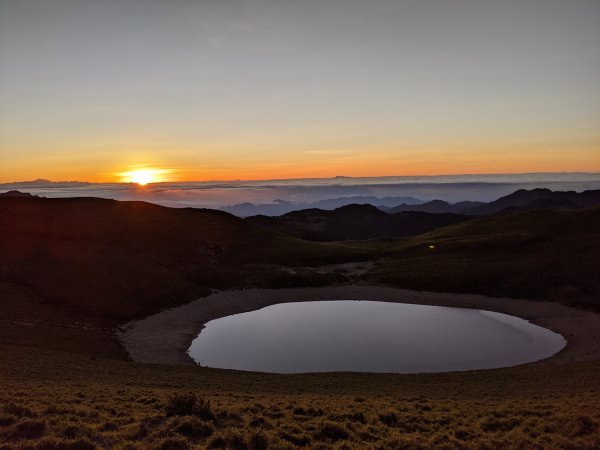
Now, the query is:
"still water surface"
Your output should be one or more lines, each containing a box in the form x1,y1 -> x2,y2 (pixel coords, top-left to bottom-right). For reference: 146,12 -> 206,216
188,301 -> 566,373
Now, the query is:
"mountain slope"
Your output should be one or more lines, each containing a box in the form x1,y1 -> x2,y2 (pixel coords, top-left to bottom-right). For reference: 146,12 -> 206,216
372,207 -> 600,310
2,196 -> 599,325
383,199 -> 484,214
221,195 -> 423,217
0,197 -> 367,320
248,204 -> 472,241
383,189 -> 600,216
463,188 -> 600,215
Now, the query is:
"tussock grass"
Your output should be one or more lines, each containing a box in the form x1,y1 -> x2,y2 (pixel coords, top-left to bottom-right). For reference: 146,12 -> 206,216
1,344 -> 599,449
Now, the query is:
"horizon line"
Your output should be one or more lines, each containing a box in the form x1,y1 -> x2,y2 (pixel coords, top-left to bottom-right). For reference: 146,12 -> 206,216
2,171 -> 600,186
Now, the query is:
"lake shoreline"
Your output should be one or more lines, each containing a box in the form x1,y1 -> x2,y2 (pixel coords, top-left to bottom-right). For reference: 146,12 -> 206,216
118,285 -> 600,369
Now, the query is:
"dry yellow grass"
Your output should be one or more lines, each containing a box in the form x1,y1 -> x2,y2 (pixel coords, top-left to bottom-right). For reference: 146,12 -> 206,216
1,344 -> 599,449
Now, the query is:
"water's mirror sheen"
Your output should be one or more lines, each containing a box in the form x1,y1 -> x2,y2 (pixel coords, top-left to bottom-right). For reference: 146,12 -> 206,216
188,301 -> 566,373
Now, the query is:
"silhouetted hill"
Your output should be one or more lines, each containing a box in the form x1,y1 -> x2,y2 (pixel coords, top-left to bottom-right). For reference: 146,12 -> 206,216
372,207 -> 600,310
248,204 -> 473,241
0,197 -> 367,320
463,188 -> 600,215
383,199 -> 484,214
0,190 -> 37,198
221,195 -> 423,217
2,195 -> 599,327
382,189 -> 600,216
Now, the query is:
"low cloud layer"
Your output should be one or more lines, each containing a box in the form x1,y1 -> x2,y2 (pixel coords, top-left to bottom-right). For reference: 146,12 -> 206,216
2,173 -> 599,215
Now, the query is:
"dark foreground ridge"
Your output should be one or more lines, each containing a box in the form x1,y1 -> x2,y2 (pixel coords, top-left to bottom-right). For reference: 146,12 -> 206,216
0,196 -> 367,320
1,193 -> 599,324
1,193 -> 600,448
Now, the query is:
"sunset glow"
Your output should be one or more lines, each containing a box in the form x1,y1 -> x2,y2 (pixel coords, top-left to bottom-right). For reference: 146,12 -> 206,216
0,0 -> 598,183
119,168 -> 172,185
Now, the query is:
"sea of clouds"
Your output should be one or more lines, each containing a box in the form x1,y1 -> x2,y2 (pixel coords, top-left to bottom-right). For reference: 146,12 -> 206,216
2,173 -> 599,216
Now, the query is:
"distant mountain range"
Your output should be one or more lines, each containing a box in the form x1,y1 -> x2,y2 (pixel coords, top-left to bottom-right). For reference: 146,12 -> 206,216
382,200 -> 485,214
0,179 -> 91,188
221,196 -> 423,217
0,190 -> 37,198
248,189 -> 600,241
462,188 -> 600,215
222,188 -> 600,217
383,189 -> 600,215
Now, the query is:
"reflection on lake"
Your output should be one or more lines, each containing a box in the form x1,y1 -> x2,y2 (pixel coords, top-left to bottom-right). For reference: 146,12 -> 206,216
188,301 -> 566,373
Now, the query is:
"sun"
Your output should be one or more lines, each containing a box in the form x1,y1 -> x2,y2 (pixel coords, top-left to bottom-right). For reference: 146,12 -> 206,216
119,168 -> 171,185
128,169 -> 154,185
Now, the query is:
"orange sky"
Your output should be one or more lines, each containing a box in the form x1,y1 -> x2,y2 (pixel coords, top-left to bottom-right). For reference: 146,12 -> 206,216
1,0 -> 599,183
2,138 -> 599,184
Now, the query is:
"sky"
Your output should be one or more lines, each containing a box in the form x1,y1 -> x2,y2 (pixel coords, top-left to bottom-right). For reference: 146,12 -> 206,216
0,0 -> 599,183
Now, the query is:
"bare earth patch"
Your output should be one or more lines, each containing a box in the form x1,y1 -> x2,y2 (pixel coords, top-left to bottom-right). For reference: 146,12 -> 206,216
119,286 -> 600,367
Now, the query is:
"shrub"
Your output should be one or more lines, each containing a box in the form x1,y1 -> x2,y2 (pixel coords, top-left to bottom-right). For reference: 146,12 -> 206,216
61,425 -> 91,439
571,415 -> 597,437
193,397 -> 215,421
164,393 -> 214,421
280,432 -> 311,447
165,393 -> 197,417
249,432 -> 269,450
315,423 -> 349,442
225,433 -> 248,450
207,435 -> 227,449
11,419 -> 45,439
19,437 -> 96,450
214,411 -> 243,428
3,403 -> 34,418
379,412 -> 399,427
292,407 -> 323,417
248,417 -> 268,428
345,412 -> 367,424
0,415 -> 16,426
481,418 -> 520,432
207,432 -> 248,450
454,428 -> 472,440
154,437 -> 190,450
174,418 -> 214,439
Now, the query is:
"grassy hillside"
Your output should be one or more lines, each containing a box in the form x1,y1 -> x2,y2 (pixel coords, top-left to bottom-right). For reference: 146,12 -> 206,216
370,208 -> 600,310
2,198 -> 599,324
248,204 -> 471,241
0,197 -> 369,320
2,197 -> 600,323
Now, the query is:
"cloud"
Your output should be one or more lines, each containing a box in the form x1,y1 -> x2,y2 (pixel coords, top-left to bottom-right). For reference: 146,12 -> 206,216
2,173 -> 599,211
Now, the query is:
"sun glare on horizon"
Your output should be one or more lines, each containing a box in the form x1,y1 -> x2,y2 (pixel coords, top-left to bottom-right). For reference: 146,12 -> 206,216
119,168 -> 172,185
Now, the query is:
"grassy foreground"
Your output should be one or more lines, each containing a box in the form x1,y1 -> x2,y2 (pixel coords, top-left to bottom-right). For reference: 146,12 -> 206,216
1,344 -> 599,450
